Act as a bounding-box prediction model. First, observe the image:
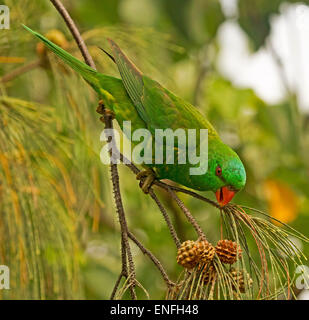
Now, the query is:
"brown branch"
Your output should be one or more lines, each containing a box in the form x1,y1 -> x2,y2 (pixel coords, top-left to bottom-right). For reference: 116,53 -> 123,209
100,105 -> 137,300
155,180 -> 220,209
110,271 -> 124,300
50,0 -> 96,70
119,153 -> 140,175
158,187 -> 187,242
166,186 -> 206,240
148,189 -> 181,248
128,231 -> 175,288
0,59 -> 41,83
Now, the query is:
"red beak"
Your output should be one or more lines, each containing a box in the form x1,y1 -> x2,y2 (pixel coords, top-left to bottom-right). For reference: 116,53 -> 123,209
215,186 -> 236,207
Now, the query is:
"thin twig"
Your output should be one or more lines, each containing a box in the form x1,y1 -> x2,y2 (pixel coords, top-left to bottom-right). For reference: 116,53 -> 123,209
155,180 -> 220,209
0,59 -> 41,83
119,153 -> 140,175
50,0 -> 96,70
110,272 -> 124,300
148,189 -> 181,248
128,231 -> 175,288
157,186 -> 187,240
166,187 -> 206,240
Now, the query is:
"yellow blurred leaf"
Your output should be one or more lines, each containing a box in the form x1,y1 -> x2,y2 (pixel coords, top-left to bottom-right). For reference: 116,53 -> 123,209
264,179 -> 299,224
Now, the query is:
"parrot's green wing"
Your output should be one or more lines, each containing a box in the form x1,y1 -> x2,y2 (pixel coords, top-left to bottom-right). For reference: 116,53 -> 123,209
108,39 -> 218,137
108,39 -> 149,123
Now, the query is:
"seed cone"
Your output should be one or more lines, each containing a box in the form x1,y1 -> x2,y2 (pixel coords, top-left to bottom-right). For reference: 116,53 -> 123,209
176,240 -> 198,269
229,268 -> 253,293
195,240 -> 215,264
215,239 -> 242,264
202,264 -> 217,285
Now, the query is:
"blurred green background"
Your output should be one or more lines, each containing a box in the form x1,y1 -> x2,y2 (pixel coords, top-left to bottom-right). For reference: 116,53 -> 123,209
0,0 -> 309,299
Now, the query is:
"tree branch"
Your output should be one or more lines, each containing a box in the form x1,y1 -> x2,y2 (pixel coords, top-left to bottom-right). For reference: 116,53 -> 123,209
128,231 -> 175,288
0,59 -> 41,83
110,271 -> 124,300
99,104 -> 137,300
148,189 -> 181,248
166,187 -> 206,239
50,0 -> 96,70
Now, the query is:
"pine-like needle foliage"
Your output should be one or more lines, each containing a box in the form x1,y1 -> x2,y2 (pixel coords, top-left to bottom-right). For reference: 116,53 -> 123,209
168,204 -> 308,300
0,96 -> 84,299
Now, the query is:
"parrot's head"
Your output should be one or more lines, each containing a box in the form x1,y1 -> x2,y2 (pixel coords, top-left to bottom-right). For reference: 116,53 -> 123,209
207,141 -> 246,207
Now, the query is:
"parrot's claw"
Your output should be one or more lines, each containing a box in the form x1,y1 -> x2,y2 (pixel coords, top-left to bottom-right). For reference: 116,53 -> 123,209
96,100 -> 115,121
136,169 -> 156,194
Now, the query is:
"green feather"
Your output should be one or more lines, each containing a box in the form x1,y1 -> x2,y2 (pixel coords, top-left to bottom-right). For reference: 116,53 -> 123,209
23,25 -> 100,91
22,25 -> 146,133
108,39 -> 149,123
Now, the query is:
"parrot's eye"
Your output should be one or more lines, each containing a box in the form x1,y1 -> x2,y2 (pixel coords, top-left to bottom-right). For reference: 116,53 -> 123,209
215,165 -> 222,177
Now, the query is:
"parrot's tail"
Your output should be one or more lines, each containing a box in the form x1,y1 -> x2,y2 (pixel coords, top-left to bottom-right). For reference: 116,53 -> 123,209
23,25 -> 99,89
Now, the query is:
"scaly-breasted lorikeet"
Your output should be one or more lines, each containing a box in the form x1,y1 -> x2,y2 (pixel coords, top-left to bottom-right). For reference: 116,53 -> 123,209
24,25 -> 246,206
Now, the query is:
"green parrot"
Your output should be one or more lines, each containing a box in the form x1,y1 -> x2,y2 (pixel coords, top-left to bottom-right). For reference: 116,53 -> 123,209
24,25 -> 246,206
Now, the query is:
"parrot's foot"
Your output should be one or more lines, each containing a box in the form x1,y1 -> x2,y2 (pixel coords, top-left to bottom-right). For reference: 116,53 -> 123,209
136,168 -> 156,194
96,100 -> 115,121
